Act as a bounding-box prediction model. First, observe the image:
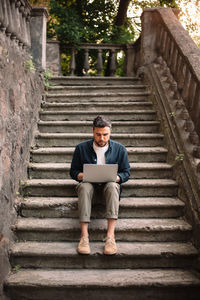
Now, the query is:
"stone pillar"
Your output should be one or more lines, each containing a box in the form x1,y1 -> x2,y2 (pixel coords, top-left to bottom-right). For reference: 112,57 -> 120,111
46,40 -> 61,75
124,44 -> 136,77
140,8 -> 158,66
30,7 -> 48,71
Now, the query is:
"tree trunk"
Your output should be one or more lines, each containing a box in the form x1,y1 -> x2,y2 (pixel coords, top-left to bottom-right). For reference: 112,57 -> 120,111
115,0 -> 131,26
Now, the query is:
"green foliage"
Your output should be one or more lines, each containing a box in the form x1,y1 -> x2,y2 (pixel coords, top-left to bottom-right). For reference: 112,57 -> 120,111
169,112 -> 176,119
25,56 -> 35,72
131,0 -> 178,9
12,265 -> 21,273
47,0 -> 118,44
61,53 -> 71,76
47,0 -> 199,74
47,1 -> 84,44
43,70 -> 53,88
175,153 -> 184,161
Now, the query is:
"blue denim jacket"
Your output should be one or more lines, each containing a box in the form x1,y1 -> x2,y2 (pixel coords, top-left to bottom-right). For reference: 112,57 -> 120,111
70,139 -> 130,183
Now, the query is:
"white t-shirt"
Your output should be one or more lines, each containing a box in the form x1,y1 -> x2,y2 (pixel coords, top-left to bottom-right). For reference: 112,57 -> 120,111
93,142 -> 108,165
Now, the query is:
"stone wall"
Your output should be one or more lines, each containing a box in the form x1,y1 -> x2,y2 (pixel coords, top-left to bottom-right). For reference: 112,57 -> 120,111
0,30 -> 44,299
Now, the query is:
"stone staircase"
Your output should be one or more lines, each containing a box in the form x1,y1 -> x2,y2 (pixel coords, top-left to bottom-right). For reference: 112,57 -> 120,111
4,77 -> 200,300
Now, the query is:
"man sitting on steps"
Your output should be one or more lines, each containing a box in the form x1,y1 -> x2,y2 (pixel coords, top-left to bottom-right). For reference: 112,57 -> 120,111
70,115 -> 130,255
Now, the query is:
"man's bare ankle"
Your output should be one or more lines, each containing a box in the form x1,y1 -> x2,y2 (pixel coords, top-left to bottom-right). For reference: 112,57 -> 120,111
81,234 -> 89,238
106,234 -> 115,239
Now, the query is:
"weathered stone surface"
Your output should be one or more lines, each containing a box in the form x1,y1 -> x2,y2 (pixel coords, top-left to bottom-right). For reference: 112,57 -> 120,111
46,40 -> 61,75
31,146 -> 168,163
39,110 -> 157,122
14,217 -> 192,242
30,7 -> 48,71
5,74 -> 200,298
5,269 -> 200,300
20,178 -> 178,197
38,120 -> 160,133
47,84 -> 148,94
42,101 -> 153,111
143,60 -> 200,262
10,241 -> 198,269
50,76 -> 141,86
46,91 -> 150,102
20,196 -> 184,219
35,132 -> 163,147
28,162 -> 173,179
0,30 -> 44,298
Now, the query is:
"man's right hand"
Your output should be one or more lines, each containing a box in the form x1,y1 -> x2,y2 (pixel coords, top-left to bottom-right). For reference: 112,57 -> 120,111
77,172 -> 83,181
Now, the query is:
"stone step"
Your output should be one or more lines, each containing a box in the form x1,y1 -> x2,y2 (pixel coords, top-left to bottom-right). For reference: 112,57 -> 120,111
13,218 -> 192,242
46,92 -> 151,102
30,147 -> 168,163
20,179 -> 178,197
20,197 -> 185,219
28,162 -> 173,179
35,133 -> 164,147
10,241 -> 197,269
50,76 -> 142,86
5,269 -> 200,300
47,84 -> 149,94
39,110 -> 157,121
41,101 -> 153,111
38,120 -> 160,134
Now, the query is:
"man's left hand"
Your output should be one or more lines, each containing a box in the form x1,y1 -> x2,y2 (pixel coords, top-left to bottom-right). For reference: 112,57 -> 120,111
116,176 -> 121,183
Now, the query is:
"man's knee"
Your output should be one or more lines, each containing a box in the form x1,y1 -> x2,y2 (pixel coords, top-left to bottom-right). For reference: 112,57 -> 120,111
104,182 -> 120,193
76,182 -> 94,194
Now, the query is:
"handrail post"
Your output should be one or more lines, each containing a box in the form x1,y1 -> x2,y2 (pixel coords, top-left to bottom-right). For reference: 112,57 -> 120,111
124,44 -> 135,77
70,47 -> 76,76
97,49 -> 103,76
30,7 -> 48,71
83,48 -> 89,76
1,0 -> 9,33
110,49 -> 116,76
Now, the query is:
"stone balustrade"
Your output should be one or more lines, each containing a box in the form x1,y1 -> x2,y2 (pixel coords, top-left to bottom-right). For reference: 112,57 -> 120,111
61,43 -> 127,76
138,8 -> 200,253
156,12 -> 200,141
139,7 -> 200,146
0,0 -> 32,49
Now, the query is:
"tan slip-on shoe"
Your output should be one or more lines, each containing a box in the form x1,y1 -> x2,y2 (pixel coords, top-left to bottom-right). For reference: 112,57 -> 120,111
104,237 -> 117,255
77,237 -> 91,255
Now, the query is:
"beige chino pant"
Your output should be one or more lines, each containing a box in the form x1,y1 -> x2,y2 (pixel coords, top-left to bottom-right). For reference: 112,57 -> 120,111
76,182 -> 120,223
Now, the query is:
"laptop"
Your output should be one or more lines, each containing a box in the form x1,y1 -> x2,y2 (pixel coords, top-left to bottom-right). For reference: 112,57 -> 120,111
83,164 -> 118,183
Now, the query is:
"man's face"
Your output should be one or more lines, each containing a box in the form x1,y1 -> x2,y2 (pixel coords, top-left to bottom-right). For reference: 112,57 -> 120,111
93,126 -> 111,147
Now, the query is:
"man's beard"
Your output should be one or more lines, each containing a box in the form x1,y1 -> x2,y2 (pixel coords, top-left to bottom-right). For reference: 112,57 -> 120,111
94,140 -> 108,147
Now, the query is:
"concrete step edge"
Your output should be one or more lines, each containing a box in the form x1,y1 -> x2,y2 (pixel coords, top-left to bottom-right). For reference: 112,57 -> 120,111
35,133 -> 164,138
30,147 -> 168,154
20,197 -> 185,209
14,217 -> 192,232
10,241 -> 197,257
21,179 -> 178,187
50,76 -> 139,80
46,92 -> 151,97
5,268 -> 200,288
38,120 -> 160,125
28,162 -> 173,171
48,85 -> 148,90
39,110 -> 157,115
42,102 -> 153,107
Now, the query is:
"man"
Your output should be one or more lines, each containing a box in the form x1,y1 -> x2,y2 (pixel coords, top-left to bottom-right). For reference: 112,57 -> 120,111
70,115 -> 130,255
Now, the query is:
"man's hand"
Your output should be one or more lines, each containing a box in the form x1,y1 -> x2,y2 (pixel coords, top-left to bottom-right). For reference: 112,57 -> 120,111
77,172 -> 83,181
116,175 -> 121,183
